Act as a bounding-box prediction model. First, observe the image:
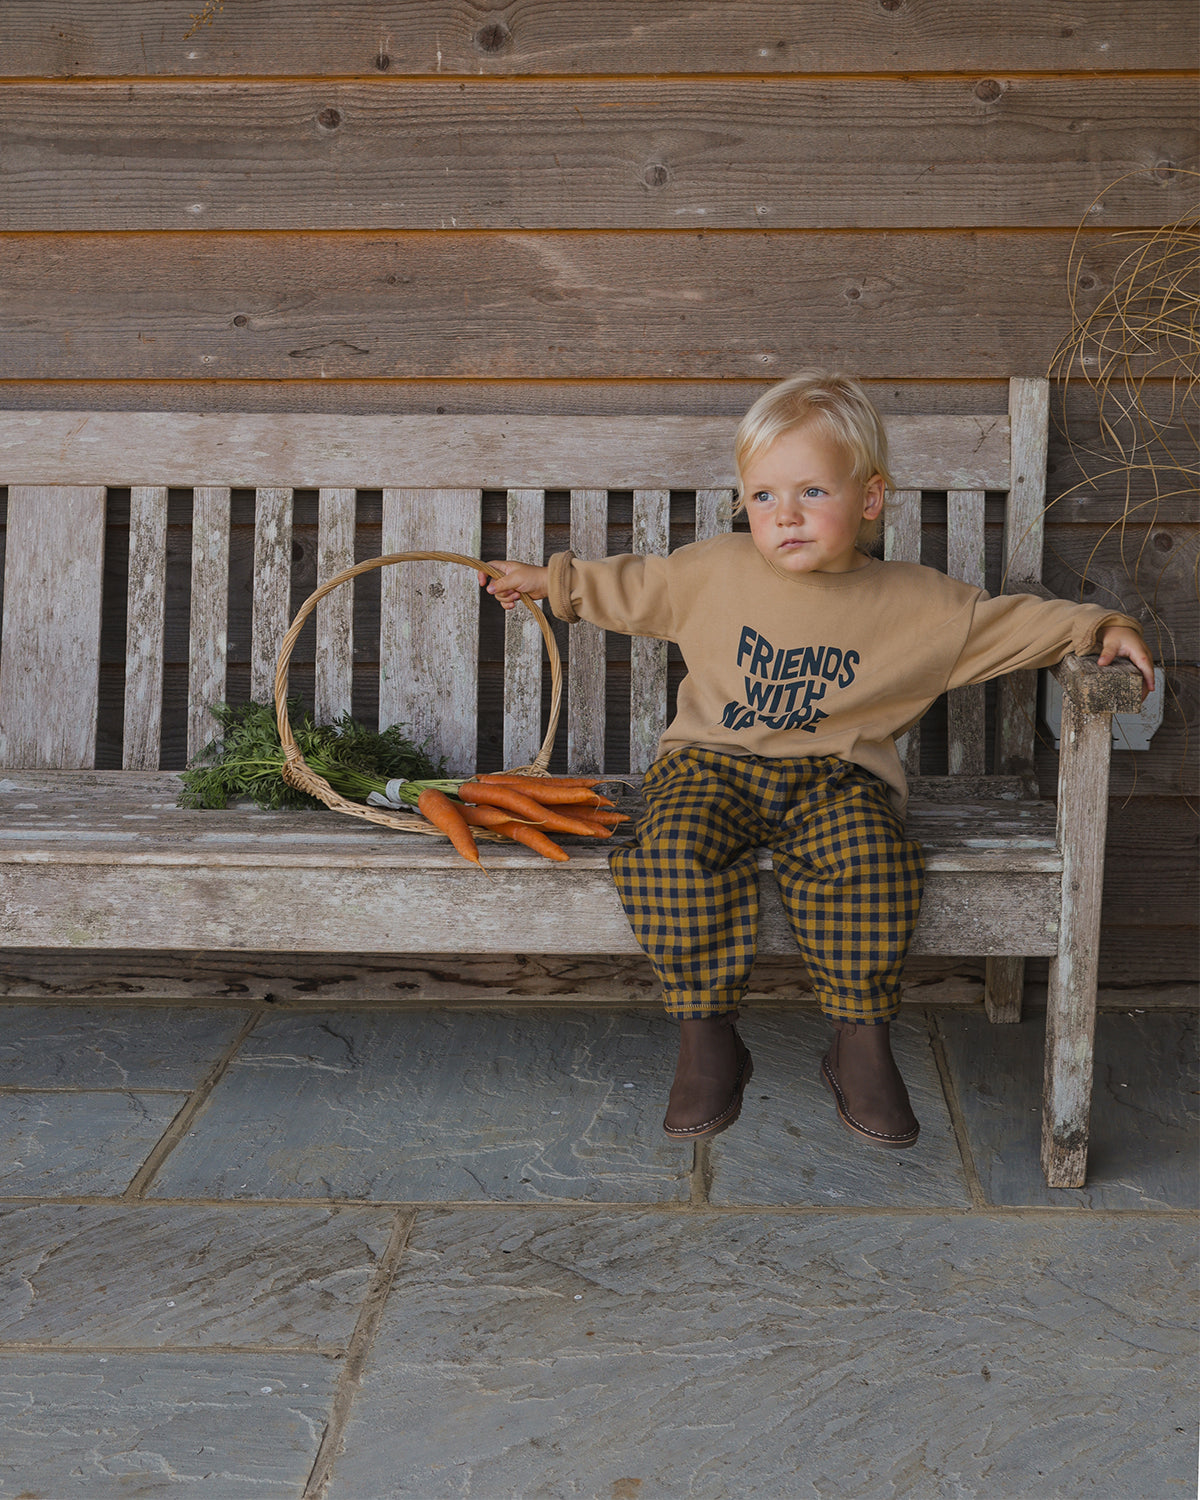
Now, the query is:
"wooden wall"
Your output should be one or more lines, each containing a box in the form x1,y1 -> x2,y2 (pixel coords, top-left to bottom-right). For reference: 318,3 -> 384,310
1,0 -> 1196,988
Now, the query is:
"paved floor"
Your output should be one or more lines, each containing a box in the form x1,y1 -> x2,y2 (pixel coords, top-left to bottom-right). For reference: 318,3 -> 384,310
0,997 -> 1195,1500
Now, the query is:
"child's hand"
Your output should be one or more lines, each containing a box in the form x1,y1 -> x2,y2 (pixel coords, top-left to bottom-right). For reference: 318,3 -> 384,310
1097,625 -> 1155,701
477,560 -> 550,611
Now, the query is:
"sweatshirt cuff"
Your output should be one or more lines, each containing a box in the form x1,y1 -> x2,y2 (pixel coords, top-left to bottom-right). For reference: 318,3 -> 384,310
547,550 -> 580,624
1073,611 -> 1142,657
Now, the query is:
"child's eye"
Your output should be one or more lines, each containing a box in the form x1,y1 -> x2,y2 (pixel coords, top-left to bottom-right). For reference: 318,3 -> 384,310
804,487 -> 826,499
752,490 -> 773,504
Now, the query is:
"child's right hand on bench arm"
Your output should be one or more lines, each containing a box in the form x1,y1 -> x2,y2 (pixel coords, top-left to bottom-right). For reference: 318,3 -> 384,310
478,560 -> 550,610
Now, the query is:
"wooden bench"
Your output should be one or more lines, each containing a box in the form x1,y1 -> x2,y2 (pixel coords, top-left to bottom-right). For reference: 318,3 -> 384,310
0,380 -> 1144,1187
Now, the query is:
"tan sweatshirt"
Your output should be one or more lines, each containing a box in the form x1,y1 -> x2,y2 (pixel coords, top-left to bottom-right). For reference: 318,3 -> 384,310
548,534 -> 1142,811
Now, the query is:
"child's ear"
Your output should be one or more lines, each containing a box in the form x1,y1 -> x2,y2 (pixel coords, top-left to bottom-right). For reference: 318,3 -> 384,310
862,475 -> 885,518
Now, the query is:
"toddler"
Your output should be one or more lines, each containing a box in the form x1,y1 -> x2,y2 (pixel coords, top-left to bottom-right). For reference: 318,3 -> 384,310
481,372 -> 1153,1150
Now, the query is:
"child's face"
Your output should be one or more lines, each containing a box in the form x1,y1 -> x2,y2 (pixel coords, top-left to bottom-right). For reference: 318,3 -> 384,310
741,422 -> 884,576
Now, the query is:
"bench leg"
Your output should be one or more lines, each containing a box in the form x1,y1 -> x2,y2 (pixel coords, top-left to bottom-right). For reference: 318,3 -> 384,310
1041,701 -> 1113,1189
984,956 -> 1023,1023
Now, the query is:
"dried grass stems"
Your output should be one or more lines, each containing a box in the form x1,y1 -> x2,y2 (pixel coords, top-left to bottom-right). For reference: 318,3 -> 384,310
184,0 -> 225,40
1043,172 -> 1198,796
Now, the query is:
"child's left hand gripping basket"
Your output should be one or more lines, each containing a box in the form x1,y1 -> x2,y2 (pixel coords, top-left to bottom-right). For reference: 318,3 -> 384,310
272,551 -> 562,835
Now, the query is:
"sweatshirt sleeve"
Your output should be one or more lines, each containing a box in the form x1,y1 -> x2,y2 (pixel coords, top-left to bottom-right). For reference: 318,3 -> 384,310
945,590 -> 1143,691
547,550 -> 679,640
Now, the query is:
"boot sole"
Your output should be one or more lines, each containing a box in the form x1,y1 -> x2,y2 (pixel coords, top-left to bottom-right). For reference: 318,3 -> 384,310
821,1055 -> 919,1149
663,1051 -> 754,1140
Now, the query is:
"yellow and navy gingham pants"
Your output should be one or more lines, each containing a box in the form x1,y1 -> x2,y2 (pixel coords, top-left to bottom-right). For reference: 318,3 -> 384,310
610,749 -> 924,1024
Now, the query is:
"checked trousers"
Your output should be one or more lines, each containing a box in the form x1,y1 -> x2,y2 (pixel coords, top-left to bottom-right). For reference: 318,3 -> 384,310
609,749 -> 925,1023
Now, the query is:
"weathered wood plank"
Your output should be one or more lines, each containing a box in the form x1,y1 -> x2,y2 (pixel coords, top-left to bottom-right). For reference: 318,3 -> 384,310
695,489 -> 733,542
1042,692 -> 1116,1187
187,487 -> 230,762
5,1 -> 1192,76
379,489 -> 481,774
122,487 -> 168,770
884,487 -> 924,775
0,230 -> 1143,384
249,488 -> 293,704
314,489 -> 356,723
568,491 -> 607,774
985,955 -> 1025,1023
0,861 -> 1061,955
0,411 -> 1012,491
946,490 -> 987,776
0,488 -> 106,769
3,79 -> 1193,231
629,490 -> 669,775
502,489 -> 546,771
996,375 -> 1050,778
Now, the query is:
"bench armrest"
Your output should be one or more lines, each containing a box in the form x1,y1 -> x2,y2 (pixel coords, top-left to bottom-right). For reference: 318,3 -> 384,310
1049,653 -> 1144,715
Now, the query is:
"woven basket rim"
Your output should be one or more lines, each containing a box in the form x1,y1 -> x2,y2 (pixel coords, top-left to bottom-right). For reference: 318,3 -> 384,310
272,550 -> 562,836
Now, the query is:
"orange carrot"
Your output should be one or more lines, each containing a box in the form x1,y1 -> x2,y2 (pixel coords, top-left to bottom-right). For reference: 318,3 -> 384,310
486,784 -> 608,807
585,809 -> 630,825
458,804 -> 536,830
492,818 -> 570,862
561,817 -> 614,838
457,782 -> 611,838
417,788 -> 481,867
478,773 -> 607,788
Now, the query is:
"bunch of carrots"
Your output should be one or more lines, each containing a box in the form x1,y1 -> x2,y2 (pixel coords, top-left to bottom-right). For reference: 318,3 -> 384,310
415,773 -> 629,869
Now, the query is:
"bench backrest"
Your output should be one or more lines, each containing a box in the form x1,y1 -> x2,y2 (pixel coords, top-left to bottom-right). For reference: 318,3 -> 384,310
0,378 -> 1048,780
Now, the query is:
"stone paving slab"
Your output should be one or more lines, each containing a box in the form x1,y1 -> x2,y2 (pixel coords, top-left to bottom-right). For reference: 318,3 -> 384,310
0,1353 -> 336,1497
938,1008 -> 1200,1209
0,1204 -> 395,1349
0,1091 -> 185,1196
708,1011 -> 970,1208
324,1207 -> 1198,1500
151,1009 -> 692,1205
0,1004 -> 247,1089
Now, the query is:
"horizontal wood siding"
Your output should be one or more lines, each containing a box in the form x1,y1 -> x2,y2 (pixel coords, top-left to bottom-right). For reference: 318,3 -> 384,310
3,80 -> 1193,231
0,1 -> 1194,985
2,2 -> 1193,76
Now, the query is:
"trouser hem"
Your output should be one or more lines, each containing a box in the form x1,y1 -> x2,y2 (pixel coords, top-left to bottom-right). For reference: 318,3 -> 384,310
816,992 -> 903,1025
661,990 -> 744,1021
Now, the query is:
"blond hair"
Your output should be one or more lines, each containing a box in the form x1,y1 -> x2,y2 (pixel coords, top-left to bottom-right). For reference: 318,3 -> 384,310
733,370 -> 892,545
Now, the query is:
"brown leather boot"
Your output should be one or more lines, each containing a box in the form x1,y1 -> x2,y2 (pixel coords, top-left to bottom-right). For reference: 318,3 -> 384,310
662,1013 -> 754,1139
821,1020 -> 919,1148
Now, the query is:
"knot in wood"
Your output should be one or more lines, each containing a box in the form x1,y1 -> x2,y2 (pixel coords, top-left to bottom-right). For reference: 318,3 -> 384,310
1154,160 -> 1177,181
643,163 -> 670,189
1153,532 -> 1174,552
878,0 -> 904,11
232,314 -> 248,328
374,52 -> 391,71
317,107 -> 342,130
474,21 -> 512,54
974,79 -> 1003,103
1077,274 -> 1097,291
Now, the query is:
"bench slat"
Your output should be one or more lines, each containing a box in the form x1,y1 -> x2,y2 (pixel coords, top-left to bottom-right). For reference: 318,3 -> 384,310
503,489 -> 546,770
947,490 -> 987,775
568,489 -> 608,773
188,488 -> 231,762
629,489 -> 670,775
250,488 -> 294,704
885,488 -> 923,776
380,489 -> 482,775
315,489 -> 356,723
997,374 -> 1051,776
0,487 -> 107,769
123,487 -> 169,770
695,487 -> 733,542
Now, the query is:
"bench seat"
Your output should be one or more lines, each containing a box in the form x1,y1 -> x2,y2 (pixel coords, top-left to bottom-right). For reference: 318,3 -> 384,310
3,770 -> 1060,956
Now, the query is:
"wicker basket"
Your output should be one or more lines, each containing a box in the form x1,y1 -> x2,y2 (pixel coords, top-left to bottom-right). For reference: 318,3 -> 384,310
273,552 -> 562,835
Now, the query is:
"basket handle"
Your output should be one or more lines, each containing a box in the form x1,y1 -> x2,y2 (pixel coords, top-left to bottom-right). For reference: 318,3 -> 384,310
273,552 -> 562,804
